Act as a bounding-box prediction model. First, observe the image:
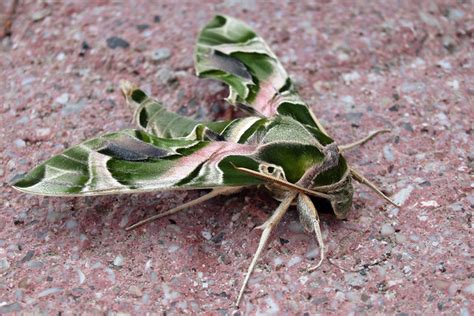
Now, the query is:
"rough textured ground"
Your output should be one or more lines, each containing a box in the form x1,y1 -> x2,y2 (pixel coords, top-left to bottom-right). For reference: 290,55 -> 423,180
0,0 -> 472,314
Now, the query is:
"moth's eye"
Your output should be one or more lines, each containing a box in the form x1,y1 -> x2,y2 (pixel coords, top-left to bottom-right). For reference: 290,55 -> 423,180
267,166 -> 275,174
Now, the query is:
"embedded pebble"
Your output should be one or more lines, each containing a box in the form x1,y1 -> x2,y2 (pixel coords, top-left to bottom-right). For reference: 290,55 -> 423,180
462,282 -> 474,295
342,71 -> 361,84
77,269 -> 85,285
447,8 -> 464,21
66,219 -> 78,230
61,99 -> 88,115
36,128 -> 51,138
37,287 -> 63,298
106,36 -> 130,49
392,185 -> 414,206
113,255 -> 124,267
401,82 -> 425,93
383,145 -> 395,161
437,60 -> 452,71
21,76 -> 35,86
446,80 -> 459,90
128,285 -> 143,297
55,93 -> 69,105
31,9 -> 51,22
162,283 -> 181,304
0,302 -> 22,313
305,247 -> 320,260
14,139 -> 26,148
381,223 -> 395,236
273,257 -> 284,267
0,258 -> 10,270
288,256 -> 302,267
344,273 -> 366,287
150,48 -> 172,62
201,231 -> 212,240
168,244 -> 180,253
105,267 -> 116,283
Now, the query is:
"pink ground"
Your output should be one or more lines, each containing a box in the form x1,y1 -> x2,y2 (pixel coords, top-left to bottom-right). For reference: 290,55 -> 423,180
0,0 -> 472,314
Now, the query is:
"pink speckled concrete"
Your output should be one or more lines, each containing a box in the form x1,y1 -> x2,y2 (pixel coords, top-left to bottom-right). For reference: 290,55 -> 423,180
0,0 -> 472,314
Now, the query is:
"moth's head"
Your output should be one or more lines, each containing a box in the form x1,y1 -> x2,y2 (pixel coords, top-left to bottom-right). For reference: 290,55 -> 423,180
311,174 -> 354,219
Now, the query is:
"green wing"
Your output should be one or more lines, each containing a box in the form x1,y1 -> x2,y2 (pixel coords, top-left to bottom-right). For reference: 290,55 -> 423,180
121,81 -> 268,144
11,129 -> 264,196
195,15 -> 327,133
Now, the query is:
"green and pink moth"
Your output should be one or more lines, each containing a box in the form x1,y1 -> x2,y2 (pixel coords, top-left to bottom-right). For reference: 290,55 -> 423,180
12,15 -> 397,306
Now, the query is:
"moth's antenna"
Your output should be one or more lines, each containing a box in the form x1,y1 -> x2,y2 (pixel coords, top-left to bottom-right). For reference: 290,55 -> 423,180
339,129 -> 391,153
350,167 -> 399,207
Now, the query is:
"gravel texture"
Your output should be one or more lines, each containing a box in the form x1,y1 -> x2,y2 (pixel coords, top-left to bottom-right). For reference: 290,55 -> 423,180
0,0 -> 472,314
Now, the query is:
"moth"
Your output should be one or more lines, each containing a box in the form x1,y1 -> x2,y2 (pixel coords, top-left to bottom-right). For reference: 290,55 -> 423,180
11,15 -> 397,306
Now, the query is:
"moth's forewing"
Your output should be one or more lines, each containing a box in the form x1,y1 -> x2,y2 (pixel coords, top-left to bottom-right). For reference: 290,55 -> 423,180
11,129 -> 265,196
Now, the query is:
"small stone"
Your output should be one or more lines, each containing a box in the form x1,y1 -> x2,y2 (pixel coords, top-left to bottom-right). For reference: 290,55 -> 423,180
401,82 -> 425,93
37,287 -> 63,298
0,258 -> 10,270
395,233 -> 407,244
288,256 -> 302,267
21,76 -> 36,86
0,302 -> 22,314
113,255 -> 124,267
61,99 -> 88,115
389,104 -> 400,112
462,282 -> 474,295
436,60 -> 451,71
106,37 -> 130,49
150,48 -> 172,62
419,11 -> 439,27
344,273 -> 366,287
31,9 -> 51,22
128,285 -> 143,297
342,71 -> 361,84
446,80 -> 459,91
14,139 -> 26,148
66,219 -> 78,230
26,260 -> 44,269
380,223 -> 395,236
441,36 -> 456,53
201,231 -> 212,240
402,122 -> 414,132
446,8 -> 464,21
36,128 -> 51,138
392,185 -> 414,206
77,269 -> 86,285
154,15 -> 161,23
55,93 -> 69,105
156,67 -> 177,85
56,52 -> 66,61
136,24 -> 150,31
383,145 -> 395,162
79,41 -> 90,57
21,250 -> 35,263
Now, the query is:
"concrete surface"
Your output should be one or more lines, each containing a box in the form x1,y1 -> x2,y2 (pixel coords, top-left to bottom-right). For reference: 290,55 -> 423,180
0,0 -> 472,314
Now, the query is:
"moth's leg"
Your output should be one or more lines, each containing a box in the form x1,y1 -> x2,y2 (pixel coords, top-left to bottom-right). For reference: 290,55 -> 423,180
126,187 -> 242,231
350,168 -> 398,207
339,129 -> 391,153
236,191 -> 297,307
296,193 -> 326,271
